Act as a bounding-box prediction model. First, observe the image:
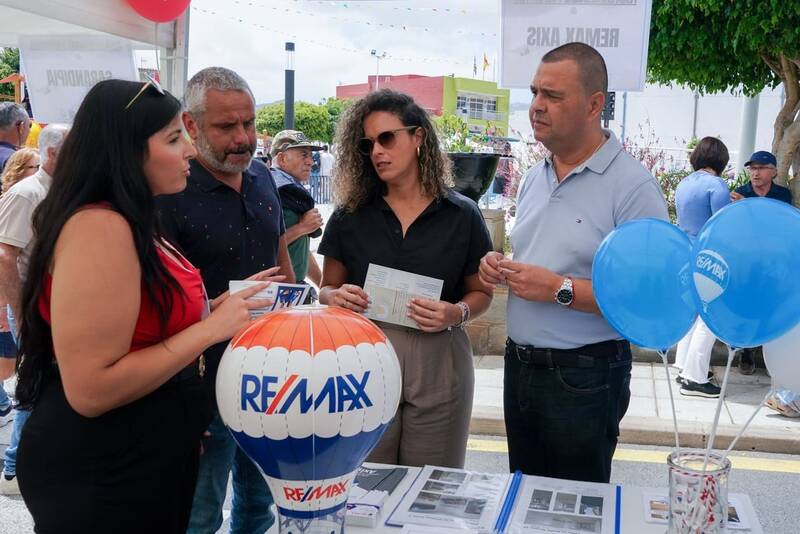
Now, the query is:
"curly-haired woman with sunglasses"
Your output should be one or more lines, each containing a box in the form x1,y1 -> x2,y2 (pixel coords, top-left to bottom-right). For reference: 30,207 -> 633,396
318,89 -> 494,468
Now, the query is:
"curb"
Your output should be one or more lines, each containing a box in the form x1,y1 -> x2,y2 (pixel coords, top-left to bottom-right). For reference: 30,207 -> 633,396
468,411 -> 800,455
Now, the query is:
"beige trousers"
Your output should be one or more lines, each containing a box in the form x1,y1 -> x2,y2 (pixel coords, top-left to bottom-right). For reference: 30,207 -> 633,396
367,323 -> 475,468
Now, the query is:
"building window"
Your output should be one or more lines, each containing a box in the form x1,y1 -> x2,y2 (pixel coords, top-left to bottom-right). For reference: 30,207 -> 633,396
456,93 -> 500,121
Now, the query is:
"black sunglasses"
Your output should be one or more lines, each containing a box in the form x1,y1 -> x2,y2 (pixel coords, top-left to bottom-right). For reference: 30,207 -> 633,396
357,125 -> 419,156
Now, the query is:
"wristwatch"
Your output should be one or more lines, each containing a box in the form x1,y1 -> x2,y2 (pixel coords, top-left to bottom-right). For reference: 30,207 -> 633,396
555,277 -> 574,307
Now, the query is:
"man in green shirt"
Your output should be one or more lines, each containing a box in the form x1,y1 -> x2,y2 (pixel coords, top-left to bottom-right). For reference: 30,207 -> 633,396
270,130 -> 324,286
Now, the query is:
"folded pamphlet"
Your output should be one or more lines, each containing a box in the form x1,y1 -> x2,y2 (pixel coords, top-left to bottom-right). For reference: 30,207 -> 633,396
228,280 -> 310,319
386,466 -> 621,534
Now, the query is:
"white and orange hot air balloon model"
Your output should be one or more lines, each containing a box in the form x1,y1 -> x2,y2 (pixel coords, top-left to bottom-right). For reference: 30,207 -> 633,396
216,305 -> 402,533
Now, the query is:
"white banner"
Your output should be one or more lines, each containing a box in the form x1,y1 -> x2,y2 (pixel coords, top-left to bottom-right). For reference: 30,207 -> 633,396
500,0 -> 652,91
19,35 -> 137,124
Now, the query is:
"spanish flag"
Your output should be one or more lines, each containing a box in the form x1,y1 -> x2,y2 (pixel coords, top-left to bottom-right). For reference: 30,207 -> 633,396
482,53 -> 490,73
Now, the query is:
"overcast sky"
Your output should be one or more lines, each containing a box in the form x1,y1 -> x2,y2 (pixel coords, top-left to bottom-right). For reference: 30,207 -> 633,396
184,0 -> 524,106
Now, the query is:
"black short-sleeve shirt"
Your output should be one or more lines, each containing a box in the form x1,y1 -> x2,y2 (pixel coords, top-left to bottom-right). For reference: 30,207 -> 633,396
318,189 -> 492,303
156,158 -> 285,377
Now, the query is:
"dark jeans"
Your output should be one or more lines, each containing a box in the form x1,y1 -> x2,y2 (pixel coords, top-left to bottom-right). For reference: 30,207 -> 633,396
503,338 -> 632,483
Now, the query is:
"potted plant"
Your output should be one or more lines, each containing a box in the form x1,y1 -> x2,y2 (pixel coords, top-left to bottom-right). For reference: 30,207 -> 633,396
438,112 -> 501,203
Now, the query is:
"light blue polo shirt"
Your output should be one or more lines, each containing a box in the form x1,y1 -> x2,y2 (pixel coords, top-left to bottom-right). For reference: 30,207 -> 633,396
508,130 -> 669,349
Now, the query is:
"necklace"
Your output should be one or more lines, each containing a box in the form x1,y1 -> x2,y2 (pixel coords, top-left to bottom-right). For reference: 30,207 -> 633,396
554,134 -> 607,180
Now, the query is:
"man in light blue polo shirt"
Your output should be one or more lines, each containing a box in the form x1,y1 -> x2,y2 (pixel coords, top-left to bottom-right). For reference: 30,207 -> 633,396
479,42 -> 668,483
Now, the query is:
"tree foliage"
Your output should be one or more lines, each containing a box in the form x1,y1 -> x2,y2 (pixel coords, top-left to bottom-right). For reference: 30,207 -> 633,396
0,48 -> 20,99
256,100 -> 349,144
648,1 -> 800,191
322,97 -> 352,141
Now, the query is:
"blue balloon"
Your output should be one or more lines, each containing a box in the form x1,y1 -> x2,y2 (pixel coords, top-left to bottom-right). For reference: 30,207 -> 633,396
593,218 -> 697,351
691,197 -> 800,348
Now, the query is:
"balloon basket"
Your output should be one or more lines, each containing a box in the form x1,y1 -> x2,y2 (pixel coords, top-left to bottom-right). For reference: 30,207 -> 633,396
667,449 -> 731,533
276,508 -> 346,534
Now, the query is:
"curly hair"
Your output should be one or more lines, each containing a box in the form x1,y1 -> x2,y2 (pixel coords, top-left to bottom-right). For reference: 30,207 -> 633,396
332,89 -> 453,212
0,148 -> 39,194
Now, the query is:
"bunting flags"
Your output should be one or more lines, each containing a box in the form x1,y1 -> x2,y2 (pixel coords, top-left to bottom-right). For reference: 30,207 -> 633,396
191,7 -> 465,65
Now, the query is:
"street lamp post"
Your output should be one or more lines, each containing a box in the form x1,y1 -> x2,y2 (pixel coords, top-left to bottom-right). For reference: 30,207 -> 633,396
370,49 -> 386,91
285,42 -> 295,129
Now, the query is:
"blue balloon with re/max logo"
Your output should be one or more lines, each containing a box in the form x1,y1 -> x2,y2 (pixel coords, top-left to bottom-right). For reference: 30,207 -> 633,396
593,218 -> 697,351
691,197 -> 800,348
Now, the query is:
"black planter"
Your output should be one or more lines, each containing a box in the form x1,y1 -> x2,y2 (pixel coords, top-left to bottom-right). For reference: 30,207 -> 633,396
448,152 -> 501,203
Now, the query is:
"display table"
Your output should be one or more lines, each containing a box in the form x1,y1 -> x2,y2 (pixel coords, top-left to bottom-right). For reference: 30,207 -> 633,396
267,463 -> 763,533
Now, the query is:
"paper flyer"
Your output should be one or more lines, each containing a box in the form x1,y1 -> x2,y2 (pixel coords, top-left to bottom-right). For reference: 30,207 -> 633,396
506,475 -> 618,534
228,280 -> 310,318
387,465 -> 511,531
363,263 -> 443,329
641,490 -> 753,530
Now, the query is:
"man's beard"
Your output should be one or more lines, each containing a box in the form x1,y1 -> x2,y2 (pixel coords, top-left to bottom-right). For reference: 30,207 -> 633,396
195,134 -> 255,174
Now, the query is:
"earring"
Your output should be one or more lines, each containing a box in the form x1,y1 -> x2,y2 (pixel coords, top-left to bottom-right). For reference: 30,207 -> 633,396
416,146 -> 420,158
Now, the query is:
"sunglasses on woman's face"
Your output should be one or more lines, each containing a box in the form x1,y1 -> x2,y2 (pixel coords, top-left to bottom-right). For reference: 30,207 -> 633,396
357,125 -> 419,156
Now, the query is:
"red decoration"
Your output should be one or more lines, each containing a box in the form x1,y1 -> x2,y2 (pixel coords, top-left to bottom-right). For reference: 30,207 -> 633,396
127,0 -> 191,23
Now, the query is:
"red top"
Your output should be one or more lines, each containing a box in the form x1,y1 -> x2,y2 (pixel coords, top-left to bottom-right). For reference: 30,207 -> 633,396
39,214 -> 206,352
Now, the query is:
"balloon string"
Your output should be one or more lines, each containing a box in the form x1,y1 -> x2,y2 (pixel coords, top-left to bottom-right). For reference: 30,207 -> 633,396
722,389 -> 772,461
659,350 -> 681,454
702,346 -> 735,472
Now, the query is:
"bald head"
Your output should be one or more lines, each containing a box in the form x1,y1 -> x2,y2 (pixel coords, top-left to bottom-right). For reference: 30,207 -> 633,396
542,42 -> 608,96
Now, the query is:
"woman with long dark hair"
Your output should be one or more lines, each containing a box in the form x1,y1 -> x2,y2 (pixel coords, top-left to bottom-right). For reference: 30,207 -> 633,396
318,89 -> 494,468
14,79 -> 269,533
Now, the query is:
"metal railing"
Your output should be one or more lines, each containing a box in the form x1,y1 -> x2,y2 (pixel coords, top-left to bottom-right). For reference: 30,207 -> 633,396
309,174 -> 333,205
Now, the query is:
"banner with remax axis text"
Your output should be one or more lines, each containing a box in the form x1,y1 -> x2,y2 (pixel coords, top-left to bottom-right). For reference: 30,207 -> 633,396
500,0 -> 652,91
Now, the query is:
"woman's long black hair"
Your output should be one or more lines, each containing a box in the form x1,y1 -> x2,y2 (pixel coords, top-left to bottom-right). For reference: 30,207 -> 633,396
15,79 -> 184,408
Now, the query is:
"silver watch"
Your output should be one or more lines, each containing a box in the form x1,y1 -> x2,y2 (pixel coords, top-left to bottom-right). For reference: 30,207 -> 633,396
555,277 -> 574,307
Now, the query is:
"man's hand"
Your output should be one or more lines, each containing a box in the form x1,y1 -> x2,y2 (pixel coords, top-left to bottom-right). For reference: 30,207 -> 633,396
0,312 -> 8,333
498,259 -> 561,302
730,191 -> 744,202
479,251 -> 507,286
298,208 -> 323,235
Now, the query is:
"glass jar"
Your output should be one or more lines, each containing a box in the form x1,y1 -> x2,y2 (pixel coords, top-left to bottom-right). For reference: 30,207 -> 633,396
667,449 -> 732,533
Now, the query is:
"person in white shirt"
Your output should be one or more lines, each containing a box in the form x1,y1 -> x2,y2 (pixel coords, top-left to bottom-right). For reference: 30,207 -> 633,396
319,145 -> 335,178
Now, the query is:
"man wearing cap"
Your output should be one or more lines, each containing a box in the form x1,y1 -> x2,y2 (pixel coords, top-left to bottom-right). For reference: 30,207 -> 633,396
731,150 -> 792,375
271,130 -> 324,288
731,150 -> 792,204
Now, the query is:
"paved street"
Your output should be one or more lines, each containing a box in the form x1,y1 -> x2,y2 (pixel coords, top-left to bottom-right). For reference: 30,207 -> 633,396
2,433 -> 797,533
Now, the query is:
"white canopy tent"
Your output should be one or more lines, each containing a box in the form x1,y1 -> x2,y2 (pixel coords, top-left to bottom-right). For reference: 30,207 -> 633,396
0,0 -> 189,98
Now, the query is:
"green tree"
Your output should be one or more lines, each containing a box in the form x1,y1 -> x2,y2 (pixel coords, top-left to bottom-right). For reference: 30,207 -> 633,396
0,48 -> 20,100
648,1 -> 800,200
256,101 -> 331,143
322,97 -> 352,141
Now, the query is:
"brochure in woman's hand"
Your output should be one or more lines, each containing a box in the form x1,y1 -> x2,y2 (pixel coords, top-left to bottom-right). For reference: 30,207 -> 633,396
229,280 -> 311,318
